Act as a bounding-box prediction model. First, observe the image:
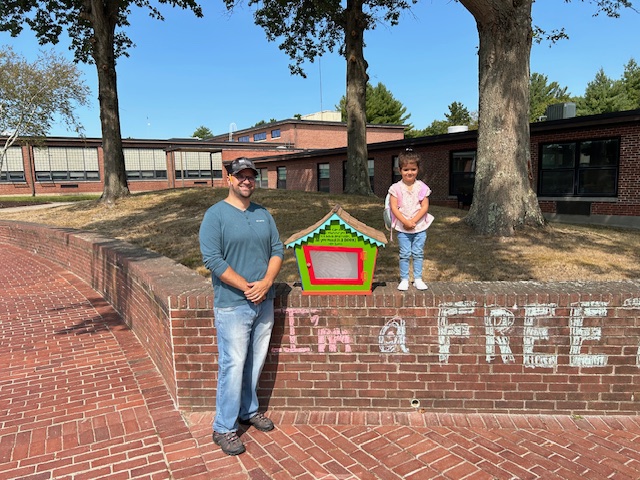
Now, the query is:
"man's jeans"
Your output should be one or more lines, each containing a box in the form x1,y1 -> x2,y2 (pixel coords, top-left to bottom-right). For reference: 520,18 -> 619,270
213,301 -> 274,433
397,230 -> 427,281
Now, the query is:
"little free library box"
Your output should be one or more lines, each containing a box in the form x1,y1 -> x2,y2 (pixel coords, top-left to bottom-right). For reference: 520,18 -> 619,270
284,205 -> 387,295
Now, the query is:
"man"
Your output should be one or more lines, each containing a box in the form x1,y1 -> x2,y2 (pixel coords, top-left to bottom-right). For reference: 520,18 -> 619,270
199,157 -> 283,456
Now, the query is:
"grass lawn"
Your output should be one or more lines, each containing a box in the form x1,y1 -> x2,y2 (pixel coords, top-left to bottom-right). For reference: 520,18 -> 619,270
1,188 -> 639,284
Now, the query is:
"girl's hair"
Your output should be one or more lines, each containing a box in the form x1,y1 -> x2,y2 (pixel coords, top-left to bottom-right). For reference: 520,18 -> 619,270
398,147 -> 420,169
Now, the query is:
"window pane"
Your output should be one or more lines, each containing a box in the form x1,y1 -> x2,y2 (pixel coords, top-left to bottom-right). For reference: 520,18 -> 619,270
277,167 -> 286,189
451,152 -> 476,173
392,155 -> 401,183
7,171 -> 25,181
450,151 -> 476,195
579,139 -> 618,167
542,143 -> 575,169
578,168 -> 617,195
540,171 -> 574,195
0,147 -> 25,182
451,173 -> 475,196
318,164 -> 330,192
257,168 -> 268,188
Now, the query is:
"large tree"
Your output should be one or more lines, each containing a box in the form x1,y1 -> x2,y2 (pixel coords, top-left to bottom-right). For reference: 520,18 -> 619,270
226,0 -> 415,195
0,0 -> 203,204
458,0 -> 633,236
0,46 -> 89,172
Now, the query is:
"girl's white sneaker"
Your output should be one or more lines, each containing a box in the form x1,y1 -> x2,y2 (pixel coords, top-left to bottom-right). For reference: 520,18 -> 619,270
414,279 -> 428,290
397,279 -> 409,291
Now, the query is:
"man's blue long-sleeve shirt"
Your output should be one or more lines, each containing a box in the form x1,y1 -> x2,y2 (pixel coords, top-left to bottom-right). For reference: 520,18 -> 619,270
199,201 -> 284,308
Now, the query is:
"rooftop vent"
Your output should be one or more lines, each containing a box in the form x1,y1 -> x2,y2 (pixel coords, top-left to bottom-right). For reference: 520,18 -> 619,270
447,125 -> 469,134
545,102 -> 576,121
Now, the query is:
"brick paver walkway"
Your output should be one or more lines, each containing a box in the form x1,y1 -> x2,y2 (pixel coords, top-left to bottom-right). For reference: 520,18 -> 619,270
1,242 -> 640,479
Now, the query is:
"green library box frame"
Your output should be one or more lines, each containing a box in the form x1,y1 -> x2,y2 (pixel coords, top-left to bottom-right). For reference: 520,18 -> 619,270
284,205 -> 387,295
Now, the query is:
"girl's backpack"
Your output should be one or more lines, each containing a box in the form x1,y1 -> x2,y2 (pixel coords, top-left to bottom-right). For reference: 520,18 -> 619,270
383,181 -> 434,240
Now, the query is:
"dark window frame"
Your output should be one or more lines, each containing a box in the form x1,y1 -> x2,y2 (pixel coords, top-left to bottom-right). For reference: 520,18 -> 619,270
257,168 -> 268,188
391,155 -> 401,184
449,150 -> 476,196
277,166 -> 286,189
538,137 -> 620,197
317,163 -> 330,192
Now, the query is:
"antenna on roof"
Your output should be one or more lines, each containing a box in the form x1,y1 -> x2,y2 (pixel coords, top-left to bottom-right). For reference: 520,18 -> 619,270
229,122 -> 237,142
318,57 -> 323,119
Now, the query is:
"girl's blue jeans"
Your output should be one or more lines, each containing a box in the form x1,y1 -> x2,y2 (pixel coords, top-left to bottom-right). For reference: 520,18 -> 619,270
213,301 -> 274,433
397,230 -> 427,281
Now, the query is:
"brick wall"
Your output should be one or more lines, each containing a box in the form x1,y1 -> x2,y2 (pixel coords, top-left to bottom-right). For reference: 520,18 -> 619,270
2,221 -> 639,415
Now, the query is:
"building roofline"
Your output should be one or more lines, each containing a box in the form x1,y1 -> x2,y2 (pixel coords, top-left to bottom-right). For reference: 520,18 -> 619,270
207,118 -> 406,141
4,108 -> 637,155
250,108 -> 640,165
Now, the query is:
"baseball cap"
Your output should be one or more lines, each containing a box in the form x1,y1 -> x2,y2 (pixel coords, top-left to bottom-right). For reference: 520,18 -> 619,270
226,157 -> 258,176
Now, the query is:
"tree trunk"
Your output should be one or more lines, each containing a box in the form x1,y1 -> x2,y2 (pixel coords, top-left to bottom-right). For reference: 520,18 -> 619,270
87,0 -> 129,204
343,0 -> 372,196
460,0 -> 545,236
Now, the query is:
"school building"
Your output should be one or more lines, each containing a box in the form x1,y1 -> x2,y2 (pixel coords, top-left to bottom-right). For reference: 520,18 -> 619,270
1,108 -> 639,228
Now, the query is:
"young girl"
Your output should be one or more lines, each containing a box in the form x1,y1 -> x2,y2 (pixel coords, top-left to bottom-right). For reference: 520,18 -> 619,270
388,149 -> 432,291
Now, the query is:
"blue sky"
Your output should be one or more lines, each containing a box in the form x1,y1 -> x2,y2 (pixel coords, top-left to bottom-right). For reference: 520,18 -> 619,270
1,1 -> 638,139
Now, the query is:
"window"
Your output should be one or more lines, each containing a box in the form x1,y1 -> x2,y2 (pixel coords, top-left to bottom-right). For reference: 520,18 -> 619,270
317,163 -> 330,192
277,166 -> 286,189
257,168 -> 268,188
368,158 -> 374,189
237,135 -> 249,142
271,129 -> 281,139
175,151 -> 220,179
124,148 -> 167,180
0,147 -> 26,182
391,155 -> 401,183
253,132 -> 267,142
33,147 -> 100,182
450,150 -> 476,196
539,138 -> 619,197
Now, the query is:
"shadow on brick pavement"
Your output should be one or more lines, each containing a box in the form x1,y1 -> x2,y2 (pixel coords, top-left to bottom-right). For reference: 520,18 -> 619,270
1,242 -> 639,480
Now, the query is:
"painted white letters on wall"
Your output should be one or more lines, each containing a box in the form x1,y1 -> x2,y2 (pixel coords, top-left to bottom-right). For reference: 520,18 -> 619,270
437,301 -> 473,363
485,308 -> 515,364
569,302 -> 608,367
623,298 -> 640,367
379,316 -> 409,353
522,304 -> 558,368
275,297 -> 640,368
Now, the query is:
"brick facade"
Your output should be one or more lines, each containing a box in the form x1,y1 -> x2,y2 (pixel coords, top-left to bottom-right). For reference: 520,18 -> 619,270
3,113 -> 638,227
1,121 -> 404,197
2,221 -> 639,415
252,110 -> 640,225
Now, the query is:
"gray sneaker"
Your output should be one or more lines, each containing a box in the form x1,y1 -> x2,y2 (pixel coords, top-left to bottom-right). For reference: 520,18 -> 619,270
213,431 -> 245,455
239,412 -> 275,432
